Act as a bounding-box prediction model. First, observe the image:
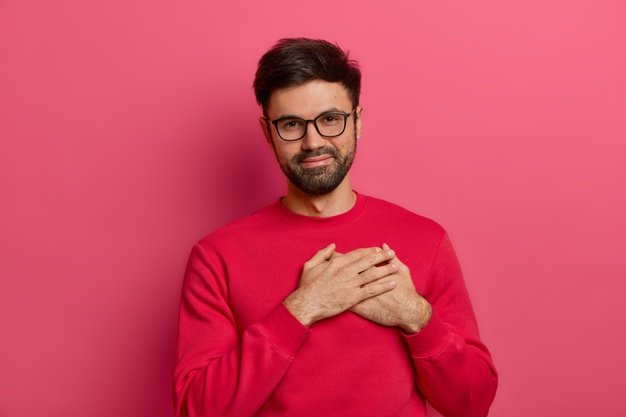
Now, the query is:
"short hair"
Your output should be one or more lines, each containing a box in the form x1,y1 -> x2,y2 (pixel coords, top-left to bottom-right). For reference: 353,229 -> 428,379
253,38 -> 361,115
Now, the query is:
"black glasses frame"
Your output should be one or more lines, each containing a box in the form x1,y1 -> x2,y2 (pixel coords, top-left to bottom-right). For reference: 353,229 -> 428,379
265,108 -> 357,141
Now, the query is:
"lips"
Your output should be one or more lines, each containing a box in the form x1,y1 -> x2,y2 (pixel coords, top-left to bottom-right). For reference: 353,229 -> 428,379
299,154 -> 334,168
302,155 -> 333,163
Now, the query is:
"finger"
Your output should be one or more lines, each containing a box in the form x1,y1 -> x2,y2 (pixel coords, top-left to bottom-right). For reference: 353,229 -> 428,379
358,262 -> 398,285
347,248 -> 396,275
374,243 -> 392,267
382,243 -> 398,261
383,243 -> 405,266
329,247 -> 382,268
358,278 -> 397,300
305,243 -> 336,268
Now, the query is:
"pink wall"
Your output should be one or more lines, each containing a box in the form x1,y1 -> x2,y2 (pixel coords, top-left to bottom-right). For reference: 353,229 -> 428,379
2,0 -> 625,416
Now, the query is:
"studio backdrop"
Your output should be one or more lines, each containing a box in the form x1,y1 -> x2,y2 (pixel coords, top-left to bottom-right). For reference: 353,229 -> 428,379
1,1 -> 625,416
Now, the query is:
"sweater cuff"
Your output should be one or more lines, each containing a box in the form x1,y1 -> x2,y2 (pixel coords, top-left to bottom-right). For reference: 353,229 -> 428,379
403,309 -> 451,359
257,303 -> 310,358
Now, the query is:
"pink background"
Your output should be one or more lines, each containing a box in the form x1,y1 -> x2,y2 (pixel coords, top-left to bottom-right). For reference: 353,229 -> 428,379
2,0 -> 625,416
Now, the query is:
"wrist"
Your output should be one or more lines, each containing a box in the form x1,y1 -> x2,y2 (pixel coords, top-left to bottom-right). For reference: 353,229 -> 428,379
400,299 -> 432,334
283,290 -> 317,328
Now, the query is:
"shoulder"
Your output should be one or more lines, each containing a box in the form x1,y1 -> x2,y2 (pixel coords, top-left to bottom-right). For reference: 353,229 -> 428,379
195,201 -> 280,252
363,193 -> 446,237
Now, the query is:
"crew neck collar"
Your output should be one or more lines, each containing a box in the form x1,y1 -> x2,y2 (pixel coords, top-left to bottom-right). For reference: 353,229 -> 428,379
272,190 -> 368,227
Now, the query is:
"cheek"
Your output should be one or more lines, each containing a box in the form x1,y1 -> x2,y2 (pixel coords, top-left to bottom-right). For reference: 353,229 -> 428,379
274,144 -> 298,163
336,137 -> 355,153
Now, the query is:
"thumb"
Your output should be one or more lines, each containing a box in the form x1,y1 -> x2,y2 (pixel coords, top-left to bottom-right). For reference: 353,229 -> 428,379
307,243 -> 336,267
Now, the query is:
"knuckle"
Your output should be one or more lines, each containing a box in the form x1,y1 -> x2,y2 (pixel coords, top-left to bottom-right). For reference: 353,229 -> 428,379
363,268 -> 378,281
356,248 -> 375,259
367,253 -> 379,264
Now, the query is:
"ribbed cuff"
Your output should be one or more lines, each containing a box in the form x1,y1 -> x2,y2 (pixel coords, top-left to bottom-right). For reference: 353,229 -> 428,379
403,309 -> 451,359
257,303 -> 311,358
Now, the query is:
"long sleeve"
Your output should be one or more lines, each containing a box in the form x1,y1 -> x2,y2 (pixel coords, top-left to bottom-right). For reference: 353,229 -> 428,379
403,231 -> 498,417
172,243 -> 310,417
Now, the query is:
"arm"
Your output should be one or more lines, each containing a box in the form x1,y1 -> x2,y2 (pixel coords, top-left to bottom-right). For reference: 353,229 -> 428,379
172,243 -> 310,417
350,233 -> 498,417
403,232 -> 498,417
173,243 -> 398,417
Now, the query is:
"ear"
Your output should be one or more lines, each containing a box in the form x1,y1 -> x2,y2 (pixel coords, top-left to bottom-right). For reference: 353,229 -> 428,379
258,116 -> 274,147
355,106 -> 363,139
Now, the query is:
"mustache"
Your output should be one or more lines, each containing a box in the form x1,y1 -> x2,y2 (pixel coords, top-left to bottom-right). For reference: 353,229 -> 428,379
292,147 -> 341,164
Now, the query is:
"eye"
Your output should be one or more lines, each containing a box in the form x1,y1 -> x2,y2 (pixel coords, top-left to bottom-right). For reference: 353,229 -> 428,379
318,114 -> 342,126
279,119 -> 304,131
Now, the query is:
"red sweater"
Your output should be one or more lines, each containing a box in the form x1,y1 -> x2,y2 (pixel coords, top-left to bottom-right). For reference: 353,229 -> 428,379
173,192 -> 498,417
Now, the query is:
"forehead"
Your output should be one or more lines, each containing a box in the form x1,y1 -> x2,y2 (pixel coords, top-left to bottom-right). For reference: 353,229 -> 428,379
267,80 -> 351,118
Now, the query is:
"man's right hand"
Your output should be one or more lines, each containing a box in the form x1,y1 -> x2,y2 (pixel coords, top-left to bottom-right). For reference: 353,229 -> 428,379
283,244 -> 398,327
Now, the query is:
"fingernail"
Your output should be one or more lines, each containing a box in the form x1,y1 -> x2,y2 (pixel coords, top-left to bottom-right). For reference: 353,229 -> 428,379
375,247 -> 382,252
387,249 -> 395,257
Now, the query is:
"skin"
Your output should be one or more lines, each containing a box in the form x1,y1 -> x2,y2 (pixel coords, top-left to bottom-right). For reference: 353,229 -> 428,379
259,79 -> 432,333
346,244 -> 432,334
259,80 -> 361,217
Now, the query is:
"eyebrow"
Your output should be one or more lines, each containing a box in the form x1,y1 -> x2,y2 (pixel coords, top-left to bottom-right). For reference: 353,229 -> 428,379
274,107 -> 344,120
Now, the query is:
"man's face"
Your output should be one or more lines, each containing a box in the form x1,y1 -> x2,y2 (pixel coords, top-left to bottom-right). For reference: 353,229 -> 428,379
261,79 -> 362,195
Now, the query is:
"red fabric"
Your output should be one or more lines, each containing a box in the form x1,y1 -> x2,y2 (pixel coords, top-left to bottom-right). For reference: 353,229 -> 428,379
173,192 -> 498,417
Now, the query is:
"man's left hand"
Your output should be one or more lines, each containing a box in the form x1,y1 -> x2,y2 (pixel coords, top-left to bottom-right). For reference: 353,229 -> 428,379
349,243 -> 432,334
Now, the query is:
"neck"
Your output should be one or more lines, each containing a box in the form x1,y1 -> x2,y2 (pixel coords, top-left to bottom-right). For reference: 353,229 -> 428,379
282,176 -> 356,217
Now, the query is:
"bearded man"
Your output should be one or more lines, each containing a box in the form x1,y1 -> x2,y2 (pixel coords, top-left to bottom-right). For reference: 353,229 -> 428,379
173,38 -> 498,417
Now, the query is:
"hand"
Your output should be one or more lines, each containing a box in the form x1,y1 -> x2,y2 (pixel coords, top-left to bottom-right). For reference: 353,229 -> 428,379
351,243 -> 432,333
283,244 -> 398,327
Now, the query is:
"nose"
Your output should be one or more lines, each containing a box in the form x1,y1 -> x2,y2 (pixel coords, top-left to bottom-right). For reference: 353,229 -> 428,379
301,120 -> 326,151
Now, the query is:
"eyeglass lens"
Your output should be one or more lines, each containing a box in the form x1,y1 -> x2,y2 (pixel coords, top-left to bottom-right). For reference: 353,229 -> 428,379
276,112 -> 347,141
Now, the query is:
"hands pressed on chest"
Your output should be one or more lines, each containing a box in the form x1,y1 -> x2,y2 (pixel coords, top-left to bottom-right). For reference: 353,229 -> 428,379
282,243 -> 432,333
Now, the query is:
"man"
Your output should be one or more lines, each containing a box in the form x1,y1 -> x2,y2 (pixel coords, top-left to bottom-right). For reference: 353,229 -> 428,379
173,38 -> 498,417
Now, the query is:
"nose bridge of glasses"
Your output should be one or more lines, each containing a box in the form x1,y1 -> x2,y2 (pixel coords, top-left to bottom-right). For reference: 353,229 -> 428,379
307,118 -> 324,136
301,118 -> 326,146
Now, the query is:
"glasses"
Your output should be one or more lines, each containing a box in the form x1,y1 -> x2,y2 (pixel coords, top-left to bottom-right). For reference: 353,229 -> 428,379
266,108 -> 357,141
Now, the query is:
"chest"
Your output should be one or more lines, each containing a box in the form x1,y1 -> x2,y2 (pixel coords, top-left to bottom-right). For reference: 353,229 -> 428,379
224,228 -> 434,331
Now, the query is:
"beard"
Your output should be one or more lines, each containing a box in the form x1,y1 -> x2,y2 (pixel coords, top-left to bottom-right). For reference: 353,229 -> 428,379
277,135 -> 357,196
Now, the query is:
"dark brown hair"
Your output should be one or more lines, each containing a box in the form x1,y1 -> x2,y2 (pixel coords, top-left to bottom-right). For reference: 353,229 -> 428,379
253,38 -> 361,115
